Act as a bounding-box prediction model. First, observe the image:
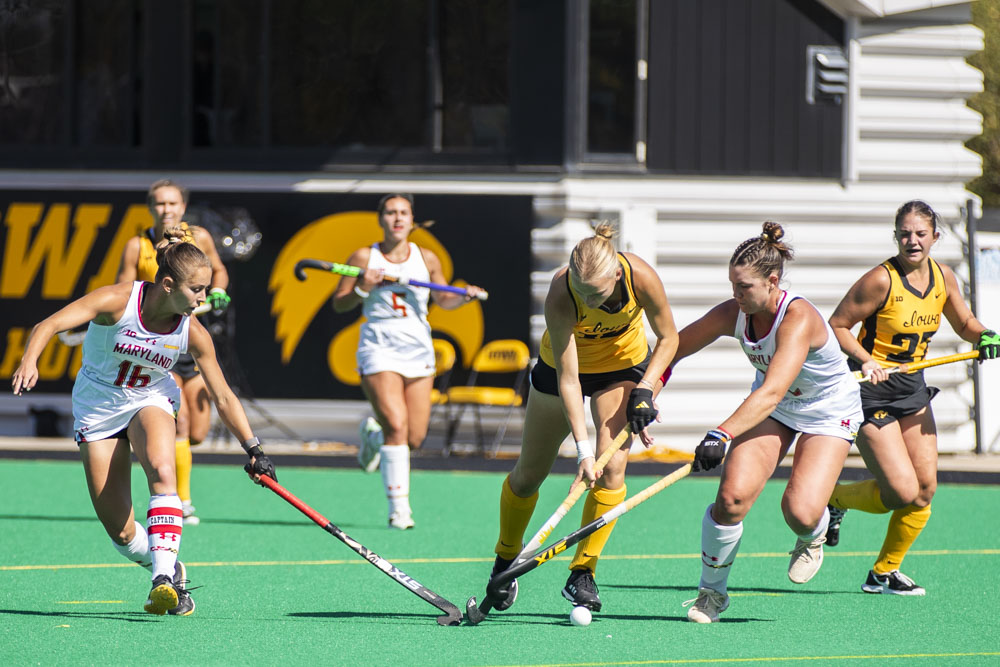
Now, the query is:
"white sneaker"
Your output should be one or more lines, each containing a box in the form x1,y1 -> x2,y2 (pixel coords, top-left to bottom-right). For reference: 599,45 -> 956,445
181,502 -> 200,526
683,587 -> 729,623
388,511 -> 415,530
788,536 -> 825,584
358,417 -> 383,473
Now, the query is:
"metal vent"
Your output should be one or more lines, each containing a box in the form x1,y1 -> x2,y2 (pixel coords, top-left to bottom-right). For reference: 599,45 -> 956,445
806,45 -> 848,105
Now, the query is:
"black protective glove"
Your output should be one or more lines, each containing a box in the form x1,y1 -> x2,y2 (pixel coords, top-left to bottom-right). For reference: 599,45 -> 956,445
242,437 -> 277,482
245,454 -> 277,482
626,386 -> 657,433
692,429 -> 732,472
977,330 -> 1000,362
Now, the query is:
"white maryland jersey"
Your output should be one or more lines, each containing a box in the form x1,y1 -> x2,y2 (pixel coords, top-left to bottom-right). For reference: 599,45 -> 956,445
77,281 -> 190,390
356,243 -> 435,379
362,242 -> 432,326
735,290 -> 854,403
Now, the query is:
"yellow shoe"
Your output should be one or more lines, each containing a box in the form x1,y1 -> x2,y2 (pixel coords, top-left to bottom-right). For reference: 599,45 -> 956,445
143,575 -> 179,615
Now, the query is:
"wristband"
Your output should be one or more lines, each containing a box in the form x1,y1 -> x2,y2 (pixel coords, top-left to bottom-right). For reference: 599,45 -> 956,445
242,436 -> 262,457
712,427 -> 733,443
575,439 -> 595,464
354,285 -> 370,299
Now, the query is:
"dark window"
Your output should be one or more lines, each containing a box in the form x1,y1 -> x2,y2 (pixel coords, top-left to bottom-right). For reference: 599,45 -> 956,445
586,0 -> 636,155
0,2 -> 67,145
440,0 -> 510,151
76,0 -> 140,147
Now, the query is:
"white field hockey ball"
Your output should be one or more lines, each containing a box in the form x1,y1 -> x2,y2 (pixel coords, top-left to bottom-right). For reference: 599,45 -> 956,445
570,605 -> 592,626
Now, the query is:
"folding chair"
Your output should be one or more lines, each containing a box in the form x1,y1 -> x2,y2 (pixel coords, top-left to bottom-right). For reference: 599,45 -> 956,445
443,339 -> 531,457
430,338 -> 457,407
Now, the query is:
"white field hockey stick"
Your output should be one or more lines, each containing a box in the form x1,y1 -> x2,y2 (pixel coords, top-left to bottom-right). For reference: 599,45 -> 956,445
465,424 -> 634,624
853,350 -> 980,383
469,462 -> 695,624
294,258 -> 488,301
57,303 -> 213,346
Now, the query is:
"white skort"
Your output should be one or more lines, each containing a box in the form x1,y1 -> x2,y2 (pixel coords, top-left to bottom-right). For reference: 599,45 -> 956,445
72,372 -> 180,443
356,321 -> 435,379
762,380 -> 863,441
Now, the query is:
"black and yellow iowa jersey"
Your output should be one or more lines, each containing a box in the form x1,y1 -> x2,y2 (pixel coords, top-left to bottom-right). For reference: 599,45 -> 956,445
539,253 -> 648,373
857,257 -> 947,367
137,223 -> 197,282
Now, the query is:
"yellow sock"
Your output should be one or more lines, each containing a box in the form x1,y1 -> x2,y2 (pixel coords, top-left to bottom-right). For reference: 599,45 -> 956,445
494,476 -> 538,560
874,503 -> 931,575
569,484 -> 627,575
830,479 -> 889,514
175,438 -> 192,504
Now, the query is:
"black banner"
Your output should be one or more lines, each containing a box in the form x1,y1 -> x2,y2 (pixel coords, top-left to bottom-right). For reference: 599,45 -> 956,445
0,190 -> 533,399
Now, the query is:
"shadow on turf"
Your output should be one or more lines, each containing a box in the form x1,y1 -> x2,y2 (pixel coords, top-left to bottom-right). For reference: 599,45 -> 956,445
0,514 -> 93,523
603,583 -> 854,596
0,608 -> 159,623
287,611 -> 446,624
0,514 -> 369,530
459,612 -> 763,625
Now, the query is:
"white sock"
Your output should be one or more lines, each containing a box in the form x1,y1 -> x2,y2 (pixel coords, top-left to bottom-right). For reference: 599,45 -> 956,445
380,444 -> 411,516
798,506 -> 829,542
112,521 -> 152,571
698,504 -> 743,595
147,494 -> 183,579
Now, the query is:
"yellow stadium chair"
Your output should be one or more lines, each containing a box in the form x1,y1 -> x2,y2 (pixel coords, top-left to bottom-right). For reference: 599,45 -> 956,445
430,338 -> 457,407
443,339 -> 531,457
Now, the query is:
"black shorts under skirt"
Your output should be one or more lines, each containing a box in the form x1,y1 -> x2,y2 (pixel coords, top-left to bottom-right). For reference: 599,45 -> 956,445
530,350 -> 651,398
858,370 -> 939,429
172,353 -> 199,380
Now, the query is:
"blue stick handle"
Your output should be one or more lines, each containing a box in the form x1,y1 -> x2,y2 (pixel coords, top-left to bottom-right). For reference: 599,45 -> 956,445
294,258 -> 488,301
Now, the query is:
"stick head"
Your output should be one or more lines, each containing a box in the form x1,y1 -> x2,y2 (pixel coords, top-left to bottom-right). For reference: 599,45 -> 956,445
293,259 -> 311,281
437,608 -> 463,627
464,596 -> 490,625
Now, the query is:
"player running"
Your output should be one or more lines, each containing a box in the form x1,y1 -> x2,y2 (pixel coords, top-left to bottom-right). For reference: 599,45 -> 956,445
825,200 -> 999,595
118,179 -> 231,525
483,222 -> 677,615
658,222 -> 863,623
331,193 -> 484,529
12,232 -> 276,616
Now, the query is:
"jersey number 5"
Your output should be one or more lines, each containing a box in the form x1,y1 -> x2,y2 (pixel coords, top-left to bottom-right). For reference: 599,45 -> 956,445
390,292 -> 408,316
114,361 -> 151,388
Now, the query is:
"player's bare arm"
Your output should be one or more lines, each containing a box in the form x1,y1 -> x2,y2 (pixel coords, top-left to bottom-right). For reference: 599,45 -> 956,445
423,247 -> 484,308
187,319 -> 254,442
117,237 -> 141,283
939,263 -> 987,343
829,266 -> 890,379
192,226 -> 229,291
332,246 -> 375,312
716,301 -> 813,438
627,253 -> 679,386
12,283 -> 132,394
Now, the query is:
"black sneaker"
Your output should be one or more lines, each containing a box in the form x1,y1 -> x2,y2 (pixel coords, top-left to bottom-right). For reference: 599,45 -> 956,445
143,574 -> 179,615
861,569 -> 926,596
490,555 -> 519,611
562,569 -> 602,612
168,561 -> 196,616
826,505 -> 846,547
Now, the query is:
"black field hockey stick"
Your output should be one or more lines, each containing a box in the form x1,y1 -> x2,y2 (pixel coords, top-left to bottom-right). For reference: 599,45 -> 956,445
466,462 -> 693,625
258,474 -> 462,626
294,258 -> 489,300
465,425 -> 634,625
